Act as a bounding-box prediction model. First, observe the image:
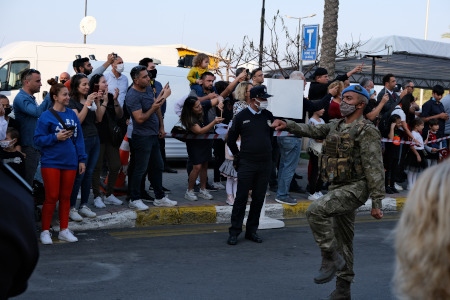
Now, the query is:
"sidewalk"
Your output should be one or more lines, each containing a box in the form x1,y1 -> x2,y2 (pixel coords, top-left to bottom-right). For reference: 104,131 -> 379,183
54,159 -> 408,232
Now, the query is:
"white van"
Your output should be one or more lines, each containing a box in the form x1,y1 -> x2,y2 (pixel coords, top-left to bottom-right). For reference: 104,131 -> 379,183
0,41 -> 191,159
0,41 -> 182,103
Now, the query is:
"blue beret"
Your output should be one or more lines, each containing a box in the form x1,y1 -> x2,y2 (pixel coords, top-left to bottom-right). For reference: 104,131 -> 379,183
342,84 -> 369,101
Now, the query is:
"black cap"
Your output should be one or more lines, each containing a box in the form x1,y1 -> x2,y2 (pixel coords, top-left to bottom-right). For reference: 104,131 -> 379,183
250,85 -> 272,99
311,67 -> 328,79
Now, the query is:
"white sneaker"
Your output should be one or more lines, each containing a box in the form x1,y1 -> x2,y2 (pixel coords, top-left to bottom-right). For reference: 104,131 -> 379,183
314,192 -> 323,199
40,230 -> 53,245
58,229 -> 78,242
198,189 -> 213,200
104,194 -> 123,205
129,199 -> 149,211
394,183 -> 403,191
78,205 -> 96,218
184,189 -> 198,201
69,207 -> 83,222
211,182 -> 225,189
93,196 -> 106,208
308,193 -> 320,201
153,196 -> 177,207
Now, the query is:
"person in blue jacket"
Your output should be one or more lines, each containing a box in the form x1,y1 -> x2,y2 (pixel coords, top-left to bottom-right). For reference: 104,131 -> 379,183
34,78 -> 87,245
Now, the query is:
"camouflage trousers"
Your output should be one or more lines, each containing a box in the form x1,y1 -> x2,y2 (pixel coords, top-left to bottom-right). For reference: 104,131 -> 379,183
305,180 -> 369,282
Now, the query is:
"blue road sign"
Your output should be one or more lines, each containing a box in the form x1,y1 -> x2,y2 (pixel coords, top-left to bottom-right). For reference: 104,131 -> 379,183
302,24 -> 319,61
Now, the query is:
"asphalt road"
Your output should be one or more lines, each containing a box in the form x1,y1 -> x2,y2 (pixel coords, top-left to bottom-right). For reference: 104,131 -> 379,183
16,215 -> 399,300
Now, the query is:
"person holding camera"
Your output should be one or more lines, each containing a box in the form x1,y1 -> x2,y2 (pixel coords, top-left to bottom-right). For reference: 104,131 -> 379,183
67,73 -> 104,221
34,79 -> 87,244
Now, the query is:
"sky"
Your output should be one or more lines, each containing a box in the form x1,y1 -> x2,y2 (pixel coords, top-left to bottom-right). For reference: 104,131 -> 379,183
2,0 -> 450,57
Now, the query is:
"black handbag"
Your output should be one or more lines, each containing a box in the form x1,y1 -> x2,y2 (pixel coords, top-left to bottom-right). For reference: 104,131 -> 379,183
104,109 -> 125,147
170,120 -> 188,142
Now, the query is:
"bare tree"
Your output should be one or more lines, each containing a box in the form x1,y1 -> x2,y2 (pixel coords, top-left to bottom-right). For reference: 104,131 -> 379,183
215,6 -> 361,79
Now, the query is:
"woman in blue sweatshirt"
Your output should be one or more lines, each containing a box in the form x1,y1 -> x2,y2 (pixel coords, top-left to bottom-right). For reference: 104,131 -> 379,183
34,78 -> 87,245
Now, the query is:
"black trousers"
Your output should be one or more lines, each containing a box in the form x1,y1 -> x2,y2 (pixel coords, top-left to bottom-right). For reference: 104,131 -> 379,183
229,158 -> 271,236
213,139 -> 225,182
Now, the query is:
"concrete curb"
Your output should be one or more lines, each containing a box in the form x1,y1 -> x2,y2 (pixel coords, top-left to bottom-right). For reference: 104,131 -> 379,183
66,197 -> 407,231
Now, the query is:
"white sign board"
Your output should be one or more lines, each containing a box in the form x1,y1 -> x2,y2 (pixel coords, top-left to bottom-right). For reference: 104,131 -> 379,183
265,78 -> 304,119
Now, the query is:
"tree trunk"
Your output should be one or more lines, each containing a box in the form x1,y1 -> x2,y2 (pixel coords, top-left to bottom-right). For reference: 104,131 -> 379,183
319,0 -> 339,78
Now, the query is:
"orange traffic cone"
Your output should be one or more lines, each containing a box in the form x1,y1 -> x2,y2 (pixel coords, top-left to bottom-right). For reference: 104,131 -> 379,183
102,135 -> 130,195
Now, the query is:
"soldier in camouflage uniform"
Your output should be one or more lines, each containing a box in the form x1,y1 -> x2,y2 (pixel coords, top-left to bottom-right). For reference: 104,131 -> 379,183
271,85 -> 384,300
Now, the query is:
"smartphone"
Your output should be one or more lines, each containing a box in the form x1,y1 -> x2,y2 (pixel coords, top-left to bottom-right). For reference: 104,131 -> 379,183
113,53 -> 117,59
66,125 -> 76,131
165,82 -> 170,88
93,84 -> 100,93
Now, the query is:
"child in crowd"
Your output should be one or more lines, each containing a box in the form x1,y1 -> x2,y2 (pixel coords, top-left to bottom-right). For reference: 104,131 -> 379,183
187,53 -> 209,90
405,118 -> 427,190
384,114 -> 403,193
307,108 -> 325,200
219,126 -> 239,206
0,127 -> 25,178
181,96 -> 223,201
424,118 -> 442,167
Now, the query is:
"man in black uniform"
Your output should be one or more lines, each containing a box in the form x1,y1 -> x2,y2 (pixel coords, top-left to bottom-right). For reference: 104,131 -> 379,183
0,162 -> 39,298
226,85 -> 274,245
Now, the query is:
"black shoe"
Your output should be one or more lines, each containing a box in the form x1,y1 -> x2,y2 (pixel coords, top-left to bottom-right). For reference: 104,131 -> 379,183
294,173 -> 303,179
385,186 -> 394,194
227,235 -> 238,245
206,182 -> 218,192
389,186 -> 399,193
164,167 -> 178,173
290,185 -> 306,193
245,232 -> 263,243
140,191 -> 154,202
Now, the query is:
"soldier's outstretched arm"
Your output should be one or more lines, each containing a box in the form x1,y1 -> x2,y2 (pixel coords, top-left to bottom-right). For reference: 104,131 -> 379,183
283,119 -> 330,140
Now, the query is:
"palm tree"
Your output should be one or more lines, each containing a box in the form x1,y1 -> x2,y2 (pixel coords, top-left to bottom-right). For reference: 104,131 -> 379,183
319,0 -> 339,77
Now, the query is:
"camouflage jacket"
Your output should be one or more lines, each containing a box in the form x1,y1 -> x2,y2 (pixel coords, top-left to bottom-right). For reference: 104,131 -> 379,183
285,116 -> 385,209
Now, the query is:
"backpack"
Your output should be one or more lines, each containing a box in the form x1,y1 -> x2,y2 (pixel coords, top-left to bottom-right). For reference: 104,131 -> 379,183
377,105 -> 400,137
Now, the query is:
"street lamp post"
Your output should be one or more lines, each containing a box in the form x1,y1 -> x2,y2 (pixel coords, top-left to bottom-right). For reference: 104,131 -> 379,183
286,13 -> 316,72
84,0 -> 87,44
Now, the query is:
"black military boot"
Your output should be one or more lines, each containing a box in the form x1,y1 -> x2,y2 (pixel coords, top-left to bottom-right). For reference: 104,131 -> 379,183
322,277 -> 351,300
314,250 -> 346,284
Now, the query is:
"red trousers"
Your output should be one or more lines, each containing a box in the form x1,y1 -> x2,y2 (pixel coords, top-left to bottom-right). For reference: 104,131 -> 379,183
41,168 -> 76,231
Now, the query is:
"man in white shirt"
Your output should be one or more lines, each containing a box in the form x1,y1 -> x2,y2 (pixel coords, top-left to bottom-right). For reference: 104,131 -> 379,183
104,55 -> 129,107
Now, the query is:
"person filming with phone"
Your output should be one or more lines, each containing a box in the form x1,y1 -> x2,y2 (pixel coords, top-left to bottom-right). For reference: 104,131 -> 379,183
34,78 -> 87,244
125,65 -> 177,210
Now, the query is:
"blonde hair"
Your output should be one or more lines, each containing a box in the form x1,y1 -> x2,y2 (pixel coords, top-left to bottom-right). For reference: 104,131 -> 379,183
393,162 -> 450,299
192,53 -> 209,68
234,82 -> 252,102
329,80 -> 344,96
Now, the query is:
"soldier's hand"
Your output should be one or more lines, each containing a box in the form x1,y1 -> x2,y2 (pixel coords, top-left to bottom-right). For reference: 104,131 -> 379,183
271,119 -> 287,130
371,208 -> 383,219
